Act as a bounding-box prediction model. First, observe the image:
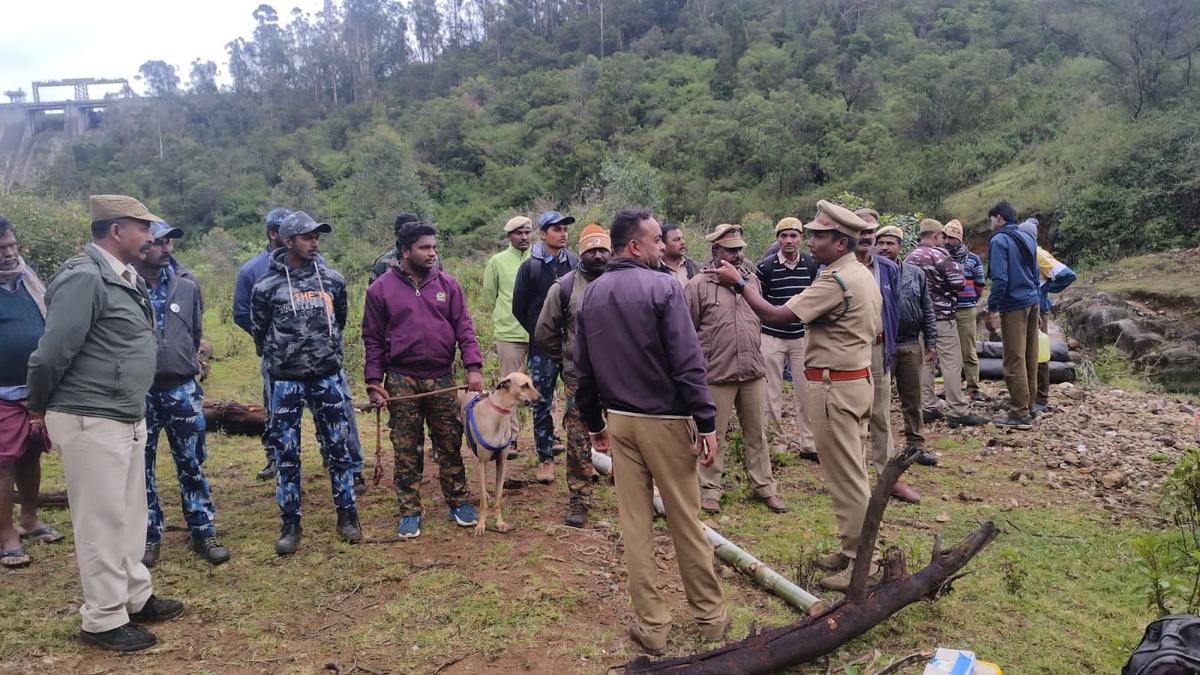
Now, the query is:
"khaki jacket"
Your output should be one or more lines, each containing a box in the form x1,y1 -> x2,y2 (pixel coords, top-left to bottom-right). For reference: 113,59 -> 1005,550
533,269 -> 596,389
684,263 -> 765,384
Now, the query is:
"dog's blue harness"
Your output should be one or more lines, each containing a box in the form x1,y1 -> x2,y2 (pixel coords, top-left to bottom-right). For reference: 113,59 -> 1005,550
464,394 -> 511,461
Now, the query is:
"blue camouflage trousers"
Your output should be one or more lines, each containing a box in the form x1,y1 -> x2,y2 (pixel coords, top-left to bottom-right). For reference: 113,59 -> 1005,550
145,379 -> 216,544
527,345 -> 562,462
261,359 -> 364,474
268,374 -> 357,523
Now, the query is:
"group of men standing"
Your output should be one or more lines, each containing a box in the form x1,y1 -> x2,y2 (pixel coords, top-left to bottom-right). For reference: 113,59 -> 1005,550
1,191 -> 1063,657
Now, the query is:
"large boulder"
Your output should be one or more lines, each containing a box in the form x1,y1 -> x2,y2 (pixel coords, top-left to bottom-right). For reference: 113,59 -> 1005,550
1138,345 -> 1200,393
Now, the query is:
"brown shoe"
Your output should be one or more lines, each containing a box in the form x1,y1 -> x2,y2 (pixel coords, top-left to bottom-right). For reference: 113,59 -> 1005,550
814,551 -> 849,572
760,495 -> 789,513
818,562 -> 881,592
628,624 -> 665,656
536,460 -> 555,484
698,615 -> 731,642
890,482 -> 921,504
700,498 -> 721,514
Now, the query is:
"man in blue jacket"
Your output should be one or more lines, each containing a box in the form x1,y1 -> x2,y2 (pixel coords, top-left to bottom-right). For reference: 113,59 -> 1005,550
233,209 -> 365,490
984,201 -> 1040,429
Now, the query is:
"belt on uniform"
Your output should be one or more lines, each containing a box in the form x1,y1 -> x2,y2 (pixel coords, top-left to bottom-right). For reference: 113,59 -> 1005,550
805,367 -> 870,382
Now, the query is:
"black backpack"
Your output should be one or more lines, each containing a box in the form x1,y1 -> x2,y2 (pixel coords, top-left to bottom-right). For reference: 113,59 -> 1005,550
1123,614 -> 1200,675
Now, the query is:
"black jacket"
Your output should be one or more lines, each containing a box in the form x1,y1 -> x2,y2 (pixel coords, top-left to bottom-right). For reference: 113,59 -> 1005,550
512,248 -> 579,337
150,267 -> 203,390
897,261 -> 937,345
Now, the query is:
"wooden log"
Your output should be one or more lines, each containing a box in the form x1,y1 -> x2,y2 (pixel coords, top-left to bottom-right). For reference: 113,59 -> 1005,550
621,448 -> 1000,674
202,400 -> 267,436
10,490 -> 69,508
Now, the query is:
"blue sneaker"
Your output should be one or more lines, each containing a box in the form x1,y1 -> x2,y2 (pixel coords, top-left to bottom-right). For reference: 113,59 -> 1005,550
396,514 -> 421,539
448,503 -> 478,527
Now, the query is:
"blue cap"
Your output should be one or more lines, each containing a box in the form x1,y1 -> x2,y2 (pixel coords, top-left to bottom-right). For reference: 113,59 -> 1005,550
265,208 -> 292,230
279,211 -> 332,239
149,221 -> 183,240
536,211 -> 575,229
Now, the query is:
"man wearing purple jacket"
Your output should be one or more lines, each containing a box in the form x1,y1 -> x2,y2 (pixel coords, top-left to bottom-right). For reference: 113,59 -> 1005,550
575,208 -> 729,655
363,221 -> 485,539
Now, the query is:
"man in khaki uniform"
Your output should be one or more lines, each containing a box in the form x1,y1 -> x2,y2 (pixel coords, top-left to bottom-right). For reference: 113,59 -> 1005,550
685,224 -> 786,515
707,200 -> 882,592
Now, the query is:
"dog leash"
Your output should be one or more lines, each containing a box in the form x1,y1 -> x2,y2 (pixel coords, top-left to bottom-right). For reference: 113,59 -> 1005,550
358,383 -> 470,487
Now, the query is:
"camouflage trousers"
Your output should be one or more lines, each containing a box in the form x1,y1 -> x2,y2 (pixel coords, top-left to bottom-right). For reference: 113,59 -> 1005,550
563,385 -> 592,506
261,360 -> 364,474
527,346 -> 561,462
268,374 -> 357,523
386,374 -> 469,517
144,379 -> 215,544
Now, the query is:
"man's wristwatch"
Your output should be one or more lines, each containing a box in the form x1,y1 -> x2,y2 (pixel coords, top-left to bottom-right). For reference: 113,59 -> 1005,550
731,280 -> 746,295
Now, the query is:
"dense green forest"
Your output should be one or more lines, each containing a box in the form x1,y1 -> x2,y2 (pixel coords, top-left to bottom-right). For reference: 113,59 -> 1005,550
19,0 -> 1200,268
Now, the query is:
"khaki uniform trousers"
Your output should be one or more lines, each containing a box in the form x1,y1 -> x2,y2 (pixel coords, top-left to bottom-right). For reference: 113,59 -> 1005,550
956,307 -> 981,391
807,374 -> 873,561
45,411 -> 154,633
922,318 -> 970,418
868,343 -> 893,476
760,333 -> 814,451
1000,305 -> 1040,418
609,413 -> 727,649
891,341 -> 927,450
700,378 -> 775,501
495,340 -> 528,438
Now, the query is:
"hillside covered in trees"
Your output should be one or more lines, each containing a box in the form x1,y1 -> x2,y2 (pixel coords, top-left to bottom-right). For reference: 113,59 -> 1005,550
24,0 -> 1200,265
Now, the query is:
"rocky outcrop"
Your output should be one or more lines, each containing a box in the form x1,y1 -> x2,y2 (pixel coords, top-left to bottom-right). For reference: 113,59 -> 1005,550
1060,288 -> 1200,393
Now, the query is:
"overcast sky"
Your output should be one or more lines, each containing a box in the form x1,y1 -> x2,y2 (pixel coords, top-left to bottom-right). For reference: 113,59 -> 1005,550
0,0 -> 324,99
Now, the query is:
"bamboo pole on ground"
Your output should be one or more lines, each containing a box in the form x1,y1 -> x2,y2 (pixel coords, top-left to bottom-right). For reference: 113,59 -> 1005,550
591,450 -> 822,613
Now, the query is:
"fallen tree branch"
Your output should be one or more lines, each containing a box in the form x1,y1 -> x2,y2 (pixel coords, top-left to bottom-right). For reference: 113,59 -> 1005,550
202,399 -> 266,436
11,491 -> 68,508
622,448 -> 1000,674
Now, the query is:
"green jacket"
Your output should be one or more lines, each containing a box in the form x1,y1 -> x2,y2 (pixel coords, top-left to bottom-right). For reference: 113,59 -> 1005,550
26,245 -> 157,422
481,245 -> 530,343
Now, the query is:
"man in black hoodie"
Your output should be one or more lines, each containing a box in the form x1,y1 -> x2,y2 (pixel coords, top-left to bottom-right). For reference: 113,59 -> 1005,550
251,211 -> 360,555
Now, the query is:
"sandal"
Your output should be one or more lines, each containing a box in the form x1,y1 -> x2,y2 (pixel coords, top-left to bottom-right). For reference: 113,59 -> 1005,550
19,526 -> 64,544
1,547 -> 31,569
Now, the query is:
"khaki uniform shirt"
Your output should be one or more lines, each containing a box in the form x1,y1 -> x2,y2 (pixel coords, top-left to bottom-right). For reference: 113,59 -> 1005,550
785,252 -> 881,371
662,259 -> 691,286
89,243 -> 137,288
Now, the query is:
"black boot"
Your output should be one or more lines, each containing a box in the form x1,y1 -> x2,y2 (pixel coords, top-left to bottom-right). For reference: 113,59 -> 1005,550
256,459 -> 277,481
79,623 -> 156,653
352,472 -> 366,495
275,520 -> 302,555
190,535 -> 231,565
564,502 -> 588,528
141,542 -> 160,568
336,511 -> 362,543
129,595 -> 184,623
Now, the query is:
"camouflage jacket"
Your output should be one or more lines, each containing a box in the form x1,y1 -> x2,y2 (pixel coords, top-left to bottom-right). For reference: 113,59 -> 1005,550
251,248 -> 348,380
903,244 -> 964,322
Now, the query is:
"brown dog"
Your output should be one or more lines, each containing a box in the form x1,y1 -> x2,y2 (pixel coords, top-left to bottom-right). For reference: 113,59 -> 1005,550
458,372 -> 540,535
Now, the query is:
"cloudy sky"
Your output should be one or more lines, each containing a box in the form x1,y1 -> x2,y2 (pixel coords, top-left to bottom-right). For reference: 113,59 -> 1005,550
0,0 -> 324,99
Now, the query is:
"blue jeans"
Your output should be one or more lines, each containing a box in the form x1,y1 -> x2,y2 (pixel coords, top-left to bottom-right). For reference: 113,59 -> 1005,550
145,380 -> 216,544
268,374 -> 357,523
262,361 -> 363,475
527,345 -> 561,462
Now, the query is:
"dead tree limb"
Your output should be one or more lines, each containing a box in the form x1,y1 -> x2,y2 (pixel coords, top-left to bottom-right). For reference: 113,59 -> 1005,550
11,490 -> 69,508
622,447 -> 1000,674
202,400 -> 266,436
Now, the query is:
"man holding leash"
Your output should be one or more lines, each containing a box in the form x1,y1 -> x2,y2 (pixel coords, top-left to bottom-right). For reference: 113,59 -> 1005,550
363,220 -> 484,539
534,223 -> 611,528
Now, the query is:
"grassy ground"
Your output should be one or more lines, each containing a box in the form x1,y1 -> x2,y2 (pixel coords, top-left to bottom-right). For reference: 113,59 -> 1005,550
0,263 -> 1165,674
